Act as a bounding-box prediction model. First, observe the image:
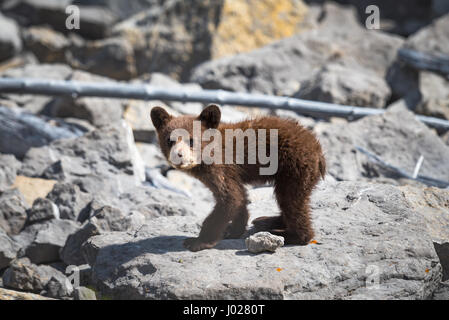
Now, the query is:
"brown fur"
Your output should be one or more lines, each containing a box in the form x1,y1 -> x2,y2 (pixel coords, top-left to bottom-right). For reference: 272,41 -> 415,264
151,105 -> 326,251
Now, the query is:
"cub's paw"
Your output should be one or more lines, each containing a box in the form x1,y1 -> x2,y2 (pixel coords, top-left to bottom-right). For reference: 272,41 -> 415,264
183,237 -> 217,252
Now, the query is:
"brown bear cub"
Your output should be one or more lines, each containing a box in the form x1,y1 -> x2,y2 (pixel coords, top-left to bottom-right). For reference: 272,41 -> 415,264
151,105 -> 326,252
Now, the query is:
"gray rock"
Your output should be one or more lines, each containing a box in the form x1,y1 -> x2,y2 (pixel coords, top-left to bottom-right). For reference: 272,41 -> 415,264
400,185 -> 449,245
315,106 -> 449,184
0,12 -> 22,62
111,185 -> 211,218
3,0 -> 116,40
413,72 -> 449,120
75,6 -> 119,39
73,0 -> 161,21
122,99 -> 161,143
0,188 -> 28,236
74,286 -> 96,300
295,63 -> 391,108
46,183 -> 91,221
65,37 -> 136,80
20,121 -> 145,199
27,198 -> 60,224
22,26 -> 69,63
0,64 -> 72,113
0,154 -> 20,191
2,0 -> 71,28
443,131 -> 449,147
0,106 -> 85,158
60,206 -> 145,267
325,0 -> 436,36
60,222 -> 101,266
191,3 -> 403,96
82,181 -> 442,300
404,13 -> 449,57
12,219 -> 80,264
44,70 -> 124,126
0,229 -> 20,270
112,0 -> 222,81
44,275 -> 73,298
89,206 -> 145,232
245,232 -> 284,253
433,243 -> 449,282
2,257 -> 71,296
136,143 -> 166,168
432,280 -> 449,300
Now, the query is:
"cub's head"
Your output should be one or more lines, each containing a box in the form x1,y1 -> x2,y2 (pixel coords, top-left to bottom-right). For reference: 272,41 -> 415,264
150,104 -> 221,170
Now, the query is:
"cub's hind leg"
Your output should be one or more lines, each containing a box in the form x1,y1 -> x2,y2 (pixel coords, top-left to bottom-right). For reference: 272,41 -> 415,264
224,206 -> 249,239
274,176 -> 315,245
251,216 -> 285,231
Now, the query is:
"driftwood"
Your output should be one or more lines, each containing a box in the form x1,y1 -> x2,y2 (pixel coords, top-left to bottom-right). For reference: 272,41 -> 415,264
355,146 -> 449,189
1,77 -> 449,131
398,48 -> 449,77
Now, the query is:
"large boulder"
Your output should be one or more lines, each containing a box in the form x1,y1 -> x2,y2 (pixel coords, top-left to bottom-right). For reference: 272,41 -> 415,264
60,205 -> 145,266
65,37 -> 136,80
111,0 -> 222,81
12,219 -> 80,264
400,185 -> 449,281
211,0 -> 309,59
82,181 -> 442,300
20,121 -> 145,199
294,63 -> 391,108
2,258 -> 72,297
191,3 -> 403,97
315,105 -> 449,184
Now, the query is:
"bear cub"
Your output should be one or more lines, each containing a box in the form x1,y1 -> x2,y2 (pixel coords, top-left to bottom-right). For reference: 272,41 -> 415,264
151,104 -> 326,252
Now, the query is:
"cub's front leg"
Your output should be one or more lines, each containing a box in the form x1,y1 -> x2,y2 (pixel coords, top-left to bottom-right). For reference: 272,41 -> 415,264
183,203 -> 233,252
183,190 -> 248,251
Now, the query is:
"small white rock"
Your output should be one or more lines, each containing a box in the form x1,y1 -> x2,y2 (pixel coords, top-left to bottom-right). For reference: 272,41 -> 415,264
245,232 -> 284,253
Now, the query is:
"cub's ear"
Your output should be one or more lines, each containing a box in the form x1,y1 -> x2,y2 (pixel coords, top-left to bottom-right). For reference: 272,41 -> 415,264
198,104 -> 221,129
151,106 -> 172,130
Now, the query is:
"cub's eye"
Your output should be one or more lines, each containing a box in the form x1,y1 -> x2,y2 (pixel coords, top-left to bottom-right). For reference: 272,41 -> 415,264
189,138 -> 194,148
167,137 -> 174,147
